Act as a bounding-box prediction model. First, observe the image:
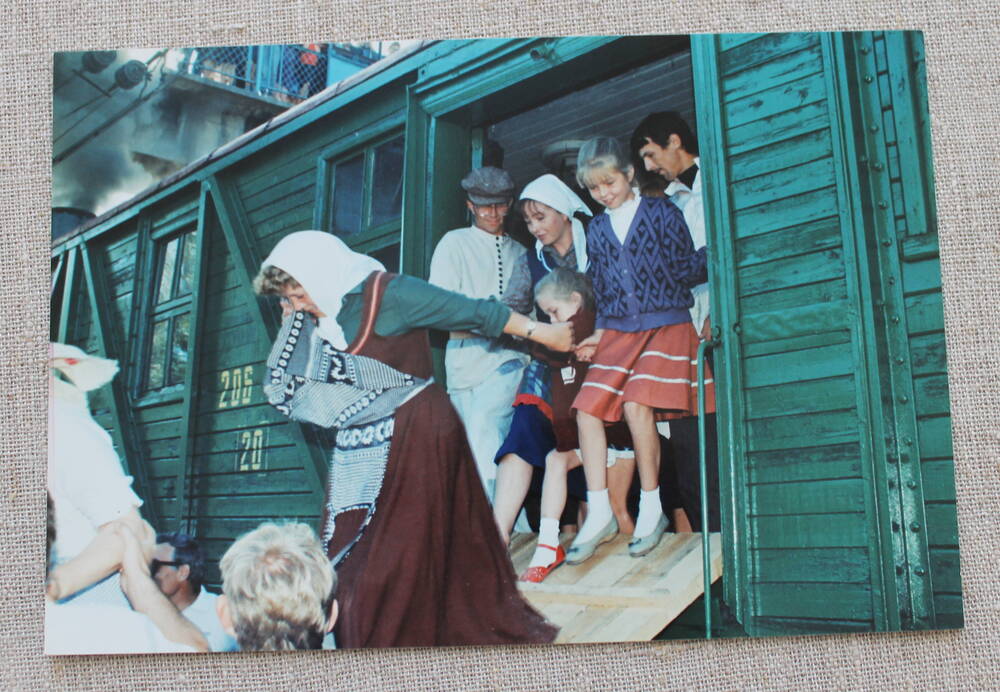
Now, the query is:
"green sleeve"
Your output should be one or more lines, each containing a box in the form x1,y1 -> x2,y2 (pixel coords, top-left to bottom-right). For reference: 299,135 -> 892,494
336,273 -> 512,341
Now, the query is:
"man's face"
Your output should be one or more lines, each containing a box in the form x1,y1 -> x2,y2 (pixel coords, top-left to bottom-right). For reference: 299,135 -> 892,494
151,543 -> 184,597
638,135 -> 685,182
467,199 -> 510,235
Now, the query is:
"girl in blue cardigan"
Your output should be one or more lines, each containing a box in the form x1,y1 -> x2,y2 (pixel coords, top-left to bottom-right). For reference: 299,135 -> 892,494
567,137 -> 714,564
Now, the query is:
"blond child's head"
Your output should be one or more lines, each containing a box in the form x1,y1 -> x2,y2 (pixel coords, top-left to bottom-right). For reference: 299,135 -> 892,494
575,137 -> 636,210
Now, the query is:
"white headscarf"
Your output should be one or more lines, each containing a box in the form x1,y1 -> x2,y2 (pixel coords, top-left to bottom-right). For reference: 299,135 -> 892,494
519,174 -> 591,272
50,342 -> 120,409
261,231 -> 386,349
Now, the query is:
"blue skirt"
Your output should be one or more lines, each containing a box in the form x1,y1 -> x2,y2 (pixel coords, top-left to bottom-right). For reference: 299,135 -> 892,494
494,403 -> 587,500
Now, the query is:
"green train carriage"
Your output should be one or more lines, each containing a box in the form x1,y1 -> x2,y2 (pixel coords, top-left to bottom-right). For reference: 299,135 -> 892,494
50,31 -> 961,637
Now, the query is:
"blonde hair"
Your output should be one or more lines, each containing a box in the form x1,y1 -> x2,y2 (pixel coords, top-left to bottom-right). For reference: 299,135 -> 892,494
252,265 -> 298,296
575,137 -> 633,188
220,522 -> 336,651
535,267 -> 594,312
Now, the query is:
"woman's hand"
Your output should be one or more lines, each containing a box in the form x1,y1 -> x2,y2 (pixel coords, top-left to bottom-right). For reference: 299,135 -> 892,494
534,321 -> 574,353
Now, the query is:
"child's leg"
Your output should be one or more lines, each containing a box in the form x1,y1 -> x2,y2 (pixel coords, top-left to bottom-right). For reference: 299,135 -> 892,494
606,454 -> 636,535
623,401 -> 667,539
492,453 -> 533,546
571,411 -> 616,546
527,450 -> 580,569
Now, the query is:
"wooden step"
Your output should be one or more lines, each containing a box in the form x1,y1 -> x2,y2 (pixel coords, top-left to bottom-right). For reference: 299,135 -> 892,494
512,531 -> 723,643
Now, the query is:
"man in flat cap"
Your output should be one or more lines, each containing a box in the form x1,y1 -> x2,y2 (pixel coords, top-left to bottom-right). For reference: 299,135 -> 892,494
429,166 -> 528,500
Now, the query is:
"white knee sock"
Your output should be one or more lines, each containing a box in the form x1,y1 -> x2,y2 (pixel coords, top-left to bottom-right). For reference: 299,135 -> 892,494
575,489 -> 614,543
634,487 -> 664,538
529,517 -> 562,567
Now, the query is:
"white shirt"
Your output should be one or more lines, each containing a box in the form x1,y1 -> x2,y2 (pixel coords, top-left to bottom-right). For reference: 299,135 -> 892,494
429,225 -> 528,390
184,590 -> 239,652
666,157 -> 710,334
45,601 -> 197,655
606,194 -> 641,245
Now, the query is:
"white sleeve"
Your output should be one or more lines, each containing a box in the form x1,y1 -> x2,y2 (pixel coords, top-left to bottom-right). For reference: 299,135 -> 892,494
428,233 -> 461,292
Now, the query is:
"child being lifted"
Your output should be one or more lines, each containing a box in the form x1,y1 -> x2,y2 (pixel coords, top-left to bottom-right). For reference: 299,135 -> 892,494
567,136 -> 714,565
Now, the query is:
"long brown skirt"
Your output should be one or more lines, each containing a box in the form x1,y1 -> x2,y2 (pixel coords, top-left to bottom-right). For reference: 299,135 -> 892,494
327,382 -> 558,648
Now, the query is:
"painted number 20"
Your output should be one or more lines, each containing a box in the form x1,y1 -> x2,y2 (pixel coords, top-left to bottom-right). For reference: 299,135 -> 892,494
218,366 -> 254,408
237,428 -> 265,471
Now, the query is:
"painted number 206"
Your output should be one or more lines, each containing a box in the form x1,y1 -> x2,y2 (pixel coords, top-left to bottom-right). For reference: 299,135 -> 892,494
218,365 -> 254,409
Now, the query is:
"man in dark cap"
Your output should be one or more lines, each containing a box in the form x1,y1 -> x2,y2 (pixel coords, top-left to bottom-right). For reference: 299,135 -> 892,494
429,166 -> 529,501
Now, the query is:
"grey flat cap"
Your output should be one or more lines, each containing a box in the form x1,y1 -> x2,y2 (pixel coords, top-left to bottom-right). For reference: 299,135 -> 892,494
461,166 -> 515,205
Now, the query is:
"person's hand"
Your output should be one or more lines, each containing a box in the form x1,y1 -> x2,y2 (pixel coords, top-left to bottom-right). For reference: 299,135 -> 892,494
574,332 -> 601,362
535,321 -> 574,353
700,317 -> 712,342
280,297 -> 293,318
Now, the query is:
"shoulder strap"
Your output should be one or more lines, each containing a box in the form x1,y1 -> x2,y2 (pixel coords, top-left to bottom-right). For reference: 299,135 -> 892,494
348,271 -> 395,354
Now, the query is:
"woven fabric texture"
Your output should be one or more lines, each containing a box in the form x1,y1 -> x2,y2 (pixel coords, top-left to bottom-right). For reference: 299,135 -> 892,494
6,1 -> 999,688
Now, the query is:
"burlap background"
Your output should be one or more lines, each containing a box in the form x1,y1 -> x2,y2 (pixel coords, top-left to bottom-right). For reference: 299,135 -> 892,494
5,1 -> 998,688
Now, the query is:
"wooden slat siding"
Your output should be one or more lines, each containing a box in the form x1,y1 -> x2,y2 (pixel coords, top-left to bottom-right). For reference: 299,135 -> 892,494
149,197 -> 199,237
752,617 -> 872,636
711,32 -> 887,633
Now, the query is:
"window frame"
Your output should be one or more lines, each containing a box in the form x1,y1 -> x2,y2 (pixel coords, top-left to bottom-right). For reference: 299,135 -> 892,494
133,220 -> 199,406
315,123 -> 405,261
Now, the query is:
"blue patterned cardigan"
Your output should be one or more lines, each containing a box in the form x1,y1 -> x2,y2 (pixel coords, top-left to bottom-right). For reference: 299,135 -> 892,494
586,195 -> 707,332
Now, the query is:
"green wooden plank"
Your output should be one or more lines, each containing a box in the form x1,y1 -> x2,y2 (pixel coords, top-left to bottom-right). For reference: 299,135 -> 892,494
240,167 -> 316,214
744,375 -> 855,420
916,415 -> 953,460
748,409 -> 859,453
724,71 -> 827,129
720,32 -> 818,76
194,406 -> 289,436
901,257 -> 942,295
740,277 -> 848,315
912,374 -> 950,418
754,547 -> 870,584
928,547 -> 962,594
244,186 -> 316,227
731,157 -> 835,212
755,582 -> 872,620
135,400 -> 186,425
733,185 -> 840,239
190,443 -> 307,471
748,442 -> 863,485
740,302 -> 851,344
931,596 -> 964,629
920,460 -> 957,503
726,99 -> 829,158
909,333 -> 948,376
744,342 -> 854,388
729,129 -> 832,185
752,616 -> 872,636
925,503 -> 959,547
901,233 -> 939,262
194,516 -> 322,541
723,42 -> 823,105
751,477 -> 867,516
754,512 -> 868,549
182,493 -> 317,518
736,215 -> 840,268
718,33 -> 767,52
743,328 -> 851,358
905,292 -> 944,335
739,246 -> 844,297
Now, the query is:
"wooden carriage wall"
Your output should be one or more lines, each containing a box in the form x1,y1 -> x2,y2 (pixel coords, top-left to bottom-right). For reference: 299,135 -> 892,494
50,32 -> 960,637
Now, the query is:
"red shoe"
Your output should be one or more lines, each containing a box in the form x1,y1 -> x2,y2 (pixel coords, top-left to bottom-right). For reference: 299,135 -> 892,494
519,544 -> 566,583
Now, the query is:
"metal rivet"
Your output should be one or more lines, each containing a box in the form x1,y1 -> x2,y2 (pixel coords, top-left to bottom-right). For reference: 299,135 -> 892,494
864,75 -> 874,83
903,437 -> 913,446
910,522 -> 921,532
878,201 -> 889,209
861,46 -> 871,54
882,239 -> 892,247
892,521 -> 901,532
915,567 -> 926,576
888,276 -> 896,285
891,315 -> 900,324
898,395 -> 909,403
895,357 -> 905,364
907,480 -> 917,489
872,162 -> 884,171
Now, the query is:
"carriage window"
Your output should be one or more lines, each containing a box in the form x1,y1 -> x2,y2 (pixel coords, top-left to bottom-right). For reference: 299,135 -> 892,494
143,229 -> 196,392
327,133 -> 404,239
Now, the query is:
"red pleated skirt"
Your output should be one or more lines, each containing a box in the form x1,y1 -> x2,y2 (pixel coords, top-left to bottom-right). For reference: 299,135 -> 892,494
572,322 -> 716,423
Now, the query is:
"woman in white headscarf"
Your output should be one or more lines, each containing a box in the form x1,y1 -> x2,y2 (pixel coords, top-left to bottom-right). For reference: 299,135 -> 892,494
47,343 -> 156,606
253,230 -> 569,648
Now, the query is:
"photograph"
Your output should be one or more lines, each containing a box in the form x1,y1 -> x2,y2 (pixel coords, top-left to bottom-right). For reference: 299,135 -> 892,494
46,31 -> 962,653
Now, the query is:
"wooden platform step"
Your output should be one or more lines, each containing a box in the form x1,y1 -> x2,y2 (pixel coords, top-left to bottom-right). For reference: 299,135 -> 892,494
512,531 -> 723,643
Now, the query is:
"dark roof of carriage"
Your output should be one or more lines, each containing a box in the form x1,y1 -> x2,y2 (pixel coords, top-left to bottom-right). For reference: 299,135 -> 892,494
53,40 -> 437,251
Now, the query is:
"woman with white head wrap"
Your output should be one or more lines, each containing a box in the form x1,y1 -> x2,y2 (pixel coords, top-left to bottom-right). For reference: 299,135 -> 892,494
47,343 -> 157,606
493,175 -> 597,552
253,230 -> 568,648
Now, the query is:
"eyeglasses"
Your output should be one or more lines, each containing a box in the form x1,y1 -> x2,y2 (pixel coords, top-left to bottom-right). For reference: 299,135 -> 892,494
472,201 -> 510,215
150,559 -> 183,573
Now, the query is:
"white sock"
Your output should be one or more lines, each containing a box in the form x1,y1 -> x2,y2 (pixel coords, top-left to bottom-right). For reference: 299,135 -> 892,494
529,518 -> 562,567
575,489 -> 613,543
634,487 -> 664,538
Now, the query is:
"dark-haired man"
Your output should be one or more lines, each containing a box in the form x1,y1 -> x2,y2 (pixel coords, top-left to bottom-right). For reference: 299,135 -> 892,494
152,532 -> 238,651
631,112 -> 719,533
